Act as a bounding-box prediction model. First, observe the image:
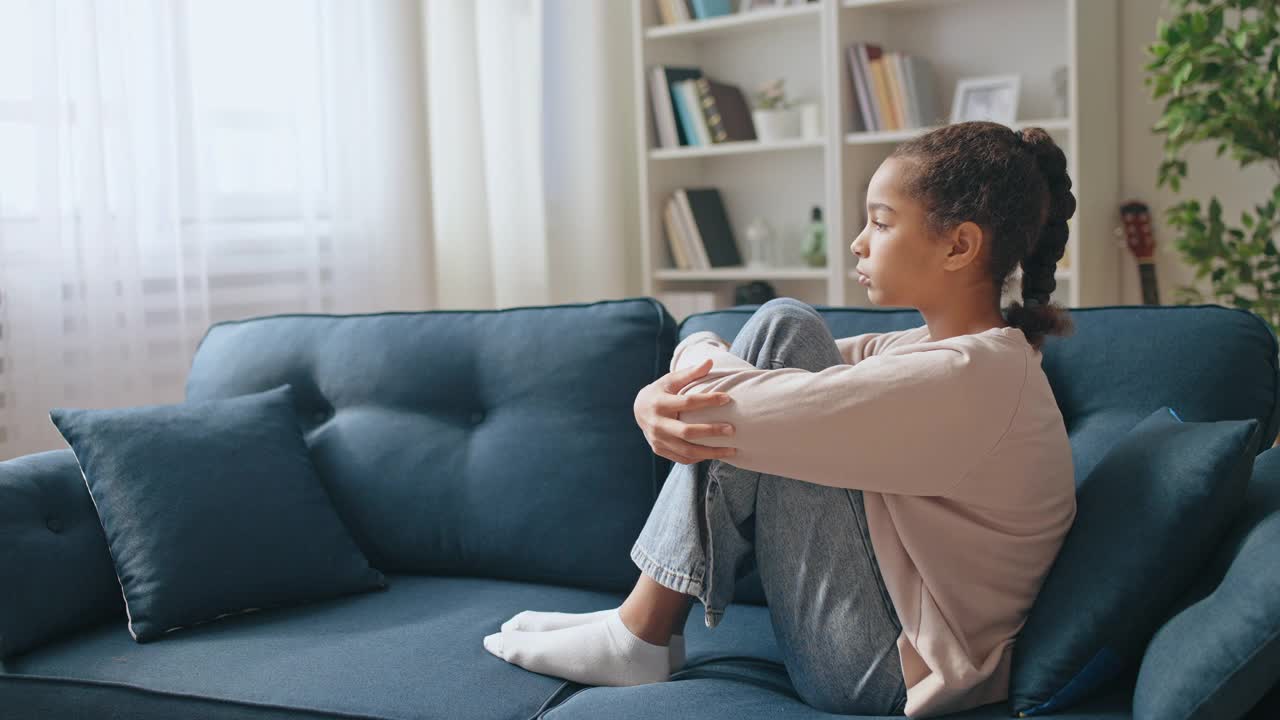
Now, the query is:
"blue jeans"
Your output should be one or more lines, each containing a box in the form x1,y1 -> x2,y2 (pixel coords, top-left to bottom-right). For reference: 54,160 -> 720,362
630,298 -> 909,716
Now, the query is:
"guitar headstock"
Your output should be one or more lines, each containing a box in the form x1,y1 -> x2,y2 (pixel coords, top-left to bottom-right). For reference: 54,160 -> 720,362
1119,200 -> 1156,262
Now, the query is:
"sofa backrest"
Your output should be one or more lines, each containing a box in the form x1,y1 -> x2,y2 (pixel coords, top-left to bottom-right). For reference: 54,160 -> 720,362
680,304 -> 1280,484
186,298 -> 678,594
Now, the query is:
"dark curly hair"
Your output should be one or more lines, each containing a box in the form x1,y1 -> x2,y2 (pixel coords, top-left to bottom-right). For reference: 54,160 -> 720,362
888,121 -> 1076,351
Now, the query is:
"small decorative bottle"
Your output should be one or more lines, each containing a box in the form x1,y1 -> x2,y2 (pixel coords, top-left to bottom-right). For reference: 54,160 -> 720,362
744,217 -> 774,268
801,206 -> 826,267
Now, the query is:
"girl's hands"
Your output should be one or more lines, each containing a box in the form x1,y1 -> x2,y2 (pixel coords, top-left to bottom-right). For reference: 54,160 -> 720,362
633,358 -> 737,465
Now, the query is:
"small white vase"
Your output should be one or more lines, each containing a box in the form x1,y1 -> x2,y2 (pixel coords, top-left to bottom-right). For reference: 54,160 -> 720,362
744,217 -> 775,268
752,108 -> 802,143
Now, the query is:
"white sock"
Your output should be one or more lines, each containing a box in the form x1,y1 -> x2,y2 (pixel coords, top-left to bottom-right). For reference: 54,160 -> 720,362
483,608 -> 670,686
501,607 -> 687,671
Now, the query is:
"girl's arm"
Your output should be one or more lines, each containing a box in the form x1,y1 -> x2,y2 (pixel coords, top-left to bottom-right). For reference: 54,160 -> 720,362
835,332 -> 896,366
669,331 -> 1026,496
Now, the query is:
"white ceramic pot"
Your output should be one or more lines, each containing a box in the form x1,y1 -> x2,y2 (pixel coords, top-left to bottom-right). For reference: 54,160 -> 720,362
751,108 -> 802,142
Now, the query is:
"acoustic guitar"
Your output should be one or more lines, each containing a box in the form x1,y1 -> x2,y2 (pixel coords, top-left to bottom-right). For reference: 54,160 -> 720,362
1119,200 -> 1161,305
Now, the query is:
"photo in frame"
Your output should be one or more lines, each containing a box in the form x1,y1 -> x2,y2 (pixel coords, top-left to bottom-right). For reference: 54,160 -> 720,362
949,75 -> 1021,125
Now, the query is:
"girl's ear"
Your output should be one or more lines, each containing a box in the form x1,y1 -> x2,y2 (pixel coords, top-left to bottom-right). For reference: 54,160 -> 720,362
942,221 -> 984,271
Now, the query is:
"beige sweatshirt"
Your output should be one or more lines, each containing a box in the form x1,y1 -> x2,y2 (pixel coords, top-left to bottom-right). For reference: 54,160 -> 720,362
670,323 -> 1076,718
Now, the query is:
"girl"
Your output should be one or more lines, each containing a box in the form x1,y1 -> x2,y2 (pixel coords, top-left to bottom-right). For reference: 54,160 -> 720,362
483,121 -> 1078,718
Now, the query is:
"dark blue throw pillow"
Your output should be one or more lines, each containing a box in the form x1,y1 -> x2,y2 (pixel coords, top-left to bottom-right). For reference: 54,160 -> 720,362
1009,407 -> 1261,716
49,384 -> 386,642
1132,447 -> 1280,720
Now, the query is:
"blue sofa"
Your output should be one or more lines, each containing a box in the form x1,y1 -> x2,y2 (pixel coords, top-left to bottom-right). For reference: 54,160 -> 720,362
2,297 -> 1279,720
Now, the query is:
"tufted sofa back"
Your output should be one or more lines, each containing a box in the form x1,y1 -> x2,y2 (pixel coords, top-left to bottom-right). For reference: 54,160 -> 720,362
185,298 -> 678,594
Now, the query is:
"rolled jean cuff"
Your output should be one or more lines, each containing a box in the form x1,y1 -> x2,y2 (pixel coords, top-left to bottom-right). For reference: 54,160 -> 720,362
629,542 -> 726,629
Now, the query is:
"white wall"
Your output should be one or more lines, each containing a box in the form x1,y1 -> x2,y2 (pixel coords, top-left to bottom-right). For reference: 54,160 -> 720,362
1118,0 -> 1275,307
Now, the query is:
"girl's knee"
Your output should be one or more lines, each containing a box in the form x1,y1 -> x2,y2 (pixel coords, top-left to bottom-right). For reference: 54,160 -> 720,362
754,297 -> 823,328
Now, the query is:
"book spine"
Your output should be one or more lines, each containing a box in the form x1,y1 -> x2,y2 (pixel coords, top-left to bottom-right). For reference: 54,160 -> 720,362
662,197 -> 691,269
675,190 -> 710,270
679,81 -> 712,146
869,58 -> 897,130
885,52 -> 907,130
670,80 -> 700,146
650,68 -> 677,148
845,46 -> 866,133
859,45 -> 882,131
695,78 -> 729,143
900,54 -> 919,128
656,0 -> 675,25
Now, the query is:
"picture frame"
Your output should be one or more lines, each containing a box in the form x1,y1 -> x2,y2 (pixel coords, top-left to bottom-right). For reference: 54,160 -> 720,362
949,74 -> 1021,125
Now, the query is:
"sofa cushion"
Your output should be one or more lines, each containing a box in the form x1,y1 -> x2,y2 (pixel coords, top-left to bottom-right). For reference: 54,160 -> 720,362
0,574 -> 781,720
1008,407 -> 1259,715
184,298 -> 678,595
49,384 -> 386,642
542,666 -> 1137,720
0,450 -> 124,658
1133,446 -> 1280,720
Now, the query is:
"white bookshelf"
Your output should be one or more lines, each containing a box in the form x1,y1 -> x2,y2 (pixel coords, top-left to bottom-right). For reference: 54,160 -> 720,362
632,0 -> 1121,312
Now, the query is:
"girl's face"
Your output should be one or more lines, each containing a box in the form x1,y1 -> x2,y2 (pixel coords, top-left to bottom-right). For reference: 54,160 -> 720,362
850,157 -> 951,309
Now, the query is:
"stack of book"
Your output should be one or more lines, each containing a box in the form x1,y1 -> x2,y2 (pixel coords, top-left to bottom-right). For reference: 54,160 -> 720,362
846,43 -> 941,133
655,0 -> 734,24
649,66 -> 757,148
662,188 -> 744,270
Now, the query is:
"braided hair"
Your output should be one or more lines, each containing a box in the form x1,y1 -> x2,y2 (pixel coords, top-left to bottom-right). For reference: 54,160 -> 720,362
889,121 -> 1075,351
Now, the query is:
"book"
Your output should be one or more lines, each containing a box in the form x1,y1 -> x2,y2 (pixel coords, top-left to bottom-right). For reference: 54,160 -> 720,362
694,78 -> 757,143
657,0 -> 692,23
845,46 -> 865,133
899,52 -> 919,128
885,52 -> 909,129
676,80 -> 713,146
673,190 -> 711,268
689,0 -> 733,19
649,68 -> 679,148
861,44 -> 887,131
680,188 -> 743,268
867,57 -> 889,130
847,44 -> 876,132
656,0 -> 677,24
662,197 -> 692,269
894,52 -> 915,128
669,77 -> 702,146
654,66 -> 703,146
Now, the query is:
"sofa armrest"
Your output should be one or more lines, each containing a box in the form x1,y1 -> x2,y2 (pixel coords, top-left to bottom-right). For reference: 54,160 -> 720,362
0,450 -> 123,659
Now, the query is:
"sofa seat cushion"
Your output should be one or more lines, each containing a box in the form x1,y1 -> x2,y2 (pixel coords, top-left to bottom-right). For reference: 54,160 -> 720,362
543,666 -> 1135,720
0,574 -> 783,720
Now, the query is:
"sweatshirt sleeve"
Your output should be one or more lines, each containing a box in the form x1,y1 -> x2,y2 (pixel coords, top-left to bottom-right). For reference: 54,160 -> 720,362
835,332 -> 886,366
669,330 -> 1026,496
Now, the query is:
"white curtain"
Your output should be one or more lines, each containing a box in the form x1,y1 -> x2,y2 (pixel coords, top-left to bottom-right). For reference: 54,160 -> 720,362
0,0 -> 434,459
423,0 -> 640,309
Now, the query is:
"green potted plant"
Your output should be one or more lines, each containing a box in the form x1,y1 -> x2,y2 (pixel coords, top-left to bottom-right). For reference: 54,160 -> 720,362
1145,0 -> 1280,335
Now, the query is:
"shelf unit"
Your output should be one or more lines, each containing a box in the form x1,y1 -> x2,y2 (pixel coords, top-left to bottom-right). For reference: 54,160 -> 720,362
632,0 -> 1120,312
